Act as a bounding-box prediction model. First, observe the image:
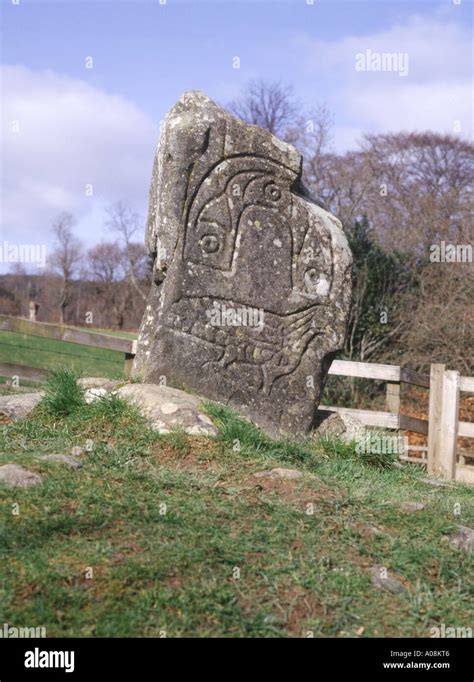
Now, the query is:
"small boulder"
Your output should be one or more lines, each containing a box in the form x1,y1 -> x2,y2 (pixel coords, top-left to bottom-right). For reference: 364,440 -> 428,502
419,477 -> 455,488
313,411 -> 365,443
0,464 -> 43,488
449,526 -> 474,554
116,384 -> 218,436
254,467 -> 312,480
0,393 -> 43,421
369,566 -> 406,594
400,501 -> 425,512
39,454 -> 82,469
78,377 -> 123,391
84,387 -> 108,403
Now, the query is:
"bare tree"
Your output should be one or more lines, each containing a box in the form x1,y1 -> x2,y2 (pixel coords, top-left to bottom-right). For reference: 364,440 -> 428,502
87,242 -> 129,328
395,264 -> 474,374
360,132 -> 474,257
49,212 -> 82,324
302,103 -> 333,162
104,202 -> 150,301
228,80 -> 337,204
227,80 -> 303,141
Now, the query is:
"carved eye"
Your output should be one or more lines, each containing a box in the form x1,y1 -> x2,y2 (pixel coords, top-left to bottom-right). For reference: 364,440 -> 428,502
265,183 -> 282,201
304,268 -> 319,292
304,268 -> 330,296
200,234 -> 220,254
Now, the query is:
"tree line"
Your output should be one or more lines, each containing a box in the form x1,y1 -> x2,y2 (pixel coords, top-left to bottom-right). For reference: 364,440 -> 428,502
0,202 -> 151,331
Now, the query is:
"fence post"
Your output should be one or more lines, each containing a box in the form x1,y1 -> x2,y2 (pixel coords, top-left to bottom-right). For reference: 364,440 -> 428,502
427,364 -> 444,475
123,339 -> 137,378
385,382 -> 400,413
428,364 -> 459,480
438,370 -> 459,480
124,353 -> 134,378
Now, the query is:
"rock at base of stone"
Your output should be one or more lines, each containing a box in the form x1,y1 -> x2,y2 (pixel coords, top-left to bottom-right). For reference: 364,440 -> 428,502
78,377 -> 124,391
313,410 -> 366,443
0,464 -> 43,488
116,384 -> 218,436
0,393 -> 43,421
84,388 -> 109,404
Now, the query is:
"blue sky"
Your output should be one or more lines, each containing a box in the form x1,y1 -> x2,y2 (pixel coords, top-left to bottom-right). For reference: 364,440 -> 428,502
0,0 -> 472,267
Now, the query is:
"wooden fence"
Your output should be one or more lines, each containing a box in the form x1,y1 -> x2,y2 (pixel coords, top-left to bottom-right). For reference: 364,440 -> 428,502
325,360 -> 474,484
1,314 -> 472,483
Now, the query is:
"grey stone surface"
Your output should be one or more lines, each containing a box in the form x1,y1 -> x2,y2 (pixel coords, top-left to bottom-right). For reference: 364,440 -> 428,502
313,410 -> 366,442
78,377 -> 123,391
84,388 -> 109,403
132,91 -> 352,437
0,464 -> 43,488
0,393 -> 43,421
449,525 -> 474,554
39,454 -> 83,469
369,566 -> 406,594
400,501 -> 425,512
254,467 -> 304,480
419,477 -> 455,488
116,383 -> 217,436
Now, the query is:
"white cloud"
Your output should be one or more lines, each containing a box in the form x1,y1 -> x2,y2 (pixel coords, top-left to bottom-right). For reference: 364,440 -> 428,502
346,81 -> 471,135
1,65 -> 158,252
294,14 -> 472,144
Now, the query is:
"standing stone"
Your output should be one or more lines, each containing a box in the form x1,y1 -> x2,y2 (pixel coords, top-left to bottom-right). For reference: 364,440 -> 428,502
133,91 -> 352,437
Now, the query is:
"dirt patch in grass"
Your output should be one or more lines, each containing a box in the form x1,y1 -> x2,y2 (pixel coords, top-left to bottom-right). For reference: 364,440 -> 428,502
166,575 -> 185,589
235,471 -> 341,512
237,582 -> 331,637
344,519 -> 392,541
280,585 -> 331,636
151,437 -> 221,472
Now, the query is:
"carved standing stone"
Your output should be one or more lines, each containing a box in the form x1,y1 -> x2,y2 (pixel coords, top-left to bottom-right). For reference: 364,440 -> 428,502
133,91 -> 352,437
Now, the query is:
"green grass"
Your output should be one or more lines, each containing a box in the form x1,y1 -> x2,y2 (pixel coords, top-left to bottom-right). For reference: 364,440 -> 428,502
0,392 -> 472,638
41,367 -> 86,417
0,330 -> 128,381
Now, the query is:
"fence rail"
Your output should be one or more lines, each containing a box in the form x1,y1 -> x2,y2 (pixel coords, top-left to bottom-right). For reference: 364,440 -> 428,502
0,314 -> 136,355
0,314 -> 472,483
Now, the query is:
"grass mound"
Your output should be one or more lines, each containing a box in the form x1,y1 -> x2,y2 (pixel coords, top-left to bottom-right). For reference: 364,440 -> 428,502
0,378 -> 472,637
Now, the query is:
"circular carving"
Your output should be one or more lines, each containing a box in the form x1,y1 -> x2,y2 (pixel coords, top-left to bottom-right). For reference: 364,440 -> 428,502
265,183 -> 282,202
200,234 -> 220,254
